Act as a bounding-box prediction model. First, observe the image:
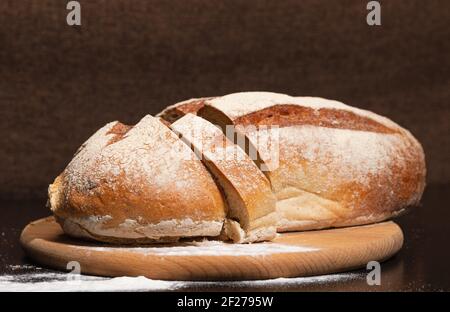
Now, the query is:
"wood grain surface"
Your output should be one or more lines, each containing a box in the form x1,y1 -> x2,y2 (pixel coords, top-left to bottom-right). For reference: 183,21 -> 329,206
20,217 -> 403,281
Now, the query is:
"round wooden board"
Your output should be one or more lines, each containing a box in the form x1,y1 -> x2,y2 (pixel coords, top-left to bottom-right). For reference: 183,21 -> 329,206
20,217 -> 403,281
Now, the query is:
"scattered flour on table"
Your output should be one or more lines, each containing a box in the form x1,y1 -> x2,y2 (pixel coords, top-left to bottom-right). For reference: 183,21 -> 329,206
0,273 -> 178,292
0,269 -> 362,292
72,239 -> 319,256
8,264 -> 41,271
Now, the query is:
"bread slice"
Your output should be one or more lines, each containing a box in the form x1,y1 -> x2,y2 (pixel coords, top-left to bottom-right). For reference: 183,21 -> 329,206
170,114 -> 277,243
48,115 -> 226,243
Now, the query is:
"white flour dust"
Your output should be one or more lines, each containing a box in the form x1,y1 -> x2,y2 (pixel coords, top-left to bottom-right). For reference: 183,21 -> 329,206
0,264 -> 363,292
75,240 -> 319,256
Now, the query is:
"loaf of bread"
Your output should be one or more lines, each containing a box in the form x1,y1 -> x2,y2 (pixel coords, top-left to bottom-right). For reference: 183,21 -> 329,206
49,92 -> 426,243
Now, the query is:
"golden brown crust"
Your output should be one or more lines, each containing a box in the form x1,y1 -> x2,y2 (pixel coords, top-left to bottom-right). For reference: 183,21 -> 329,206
194,92 -> 426,231
170,114 -> 277,242
106,122 -> 133,145
157,98 -> 213,123
233,104 -> 398,134
49,115 -> 226,243
268,126 -> 426,231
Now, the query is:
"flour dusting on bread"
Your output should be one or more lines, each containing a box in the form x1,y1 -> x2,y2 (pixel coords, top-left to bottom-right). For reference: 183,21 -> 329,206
49,92 -> 426,243
49,115 -> 227,243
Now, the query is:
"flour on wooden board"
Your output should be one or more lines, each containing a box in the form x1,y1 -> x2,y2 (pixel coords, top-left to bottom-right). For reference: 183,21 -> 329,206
71,239 -> 319,256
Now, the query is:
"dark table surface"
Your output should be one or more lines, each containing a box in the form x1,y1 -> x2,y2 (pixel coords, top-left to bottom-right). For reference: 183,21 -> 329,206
1,183 -> 449,292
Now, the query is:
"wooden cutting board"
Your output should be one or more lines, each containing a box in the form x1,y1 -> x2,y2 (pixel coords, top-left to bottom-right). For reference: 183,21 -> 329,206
20,217 -> 403,281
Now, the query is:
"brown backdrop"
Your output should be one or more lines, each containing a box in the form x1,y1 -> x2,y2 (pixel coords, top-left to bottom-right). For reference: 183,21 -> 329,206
1,0 -> 449,200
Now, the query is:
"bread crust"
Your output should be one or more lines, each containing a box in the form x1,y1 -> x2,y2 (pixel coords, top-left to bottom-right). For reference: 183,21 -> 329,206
156,98 -> 211,123
193,92 -> 426,231
171,114 -> 277,243
48,115 -> 226,243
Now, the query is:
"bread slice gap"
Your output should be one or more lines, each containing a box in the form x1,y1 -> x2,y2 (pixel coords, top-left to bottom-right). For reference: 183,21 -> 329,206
170,114 -> 277,243
156,97 -> 271,177
198,104 -> 271,174
157,98 -> 213,123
